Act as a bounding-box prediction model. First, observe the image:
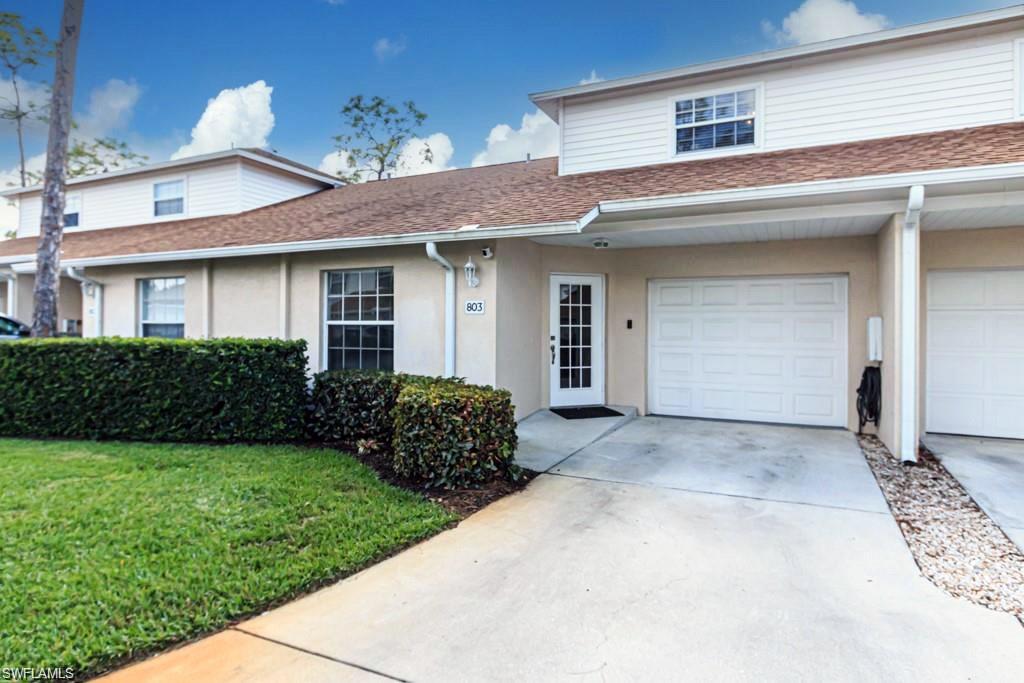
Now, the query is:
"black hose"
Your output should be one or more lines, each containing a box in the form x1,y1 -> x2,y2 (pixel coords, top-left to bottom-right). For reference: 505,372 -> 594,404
856,366 -> 882,434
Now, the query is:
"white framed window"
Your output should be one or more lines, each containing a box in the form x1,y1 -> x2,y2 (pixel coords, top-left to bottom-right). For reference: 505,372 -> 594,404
323,268 -> 394,371
64,193 -> 81,228
672,85 -> 759,156
153,180 -> 185,217
139,277 -> 185,338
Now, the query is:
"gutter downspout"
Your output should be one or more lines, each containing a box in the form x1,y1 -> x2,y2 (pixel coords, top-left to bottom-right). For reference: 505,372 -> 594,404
64,267 -> 103,337
0,272 -> 14,317
900,185 -> 925,464
425,242 -> 456,377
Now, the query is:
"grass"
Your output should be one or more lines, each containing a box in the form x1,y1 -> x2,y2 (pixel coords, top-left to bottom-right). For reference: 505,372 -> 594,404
0,439 -> 457,675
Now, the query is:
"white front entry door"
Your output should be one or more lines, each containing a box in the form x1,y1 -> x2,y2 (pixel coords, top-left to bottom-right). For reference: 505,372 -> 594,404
648,276 -> 849,427
550,274 -> 605,407
926,269 -> 1024,439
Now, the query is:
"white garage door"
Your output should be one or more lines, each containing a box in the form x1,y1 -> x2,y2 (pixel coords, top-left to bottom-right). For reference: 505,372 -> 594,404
926,270 -> 1024,439
648,276 -> 848,427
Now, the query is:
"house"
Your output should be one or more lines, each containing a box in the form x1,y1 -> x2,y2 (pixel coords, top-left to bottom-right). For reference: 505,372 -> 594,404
3,6 -> 1024,463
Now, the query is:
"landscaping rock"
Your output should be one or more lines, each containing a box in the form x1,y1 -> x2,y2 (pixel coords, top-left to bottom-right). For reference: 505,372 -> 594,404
858,435 -> 1024,618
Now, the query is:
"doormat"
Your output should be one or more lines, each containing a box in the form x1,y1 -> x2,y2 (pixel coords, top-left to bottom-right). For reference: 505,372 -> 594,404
551,406 -> 623,420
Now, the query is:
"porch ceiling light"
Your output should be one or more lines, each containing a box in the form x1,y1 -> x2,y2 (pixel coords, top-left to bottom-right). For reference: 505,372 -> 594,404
464,256 -> 480,288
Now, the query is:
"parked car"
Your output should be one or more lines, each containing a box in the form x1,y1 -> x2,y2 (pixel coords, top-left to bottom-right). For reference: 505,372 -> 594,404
0,315 -> 30,341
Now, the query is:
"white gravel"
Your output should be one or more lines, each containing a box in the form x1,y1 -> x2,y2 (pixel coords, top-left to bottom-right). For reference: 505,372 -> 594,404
859,435 -> 1024,619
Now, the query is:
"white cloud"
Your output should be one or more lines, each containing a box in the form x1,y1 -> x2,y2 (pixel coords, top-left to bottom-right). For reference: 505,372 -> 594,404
763,0 -> 888,45
76,78 -> 141,138
0,76 -> 50,136
471,109 -> 558,167
395,132 -> 455,176
580,70 -> 603,85
319,132 -> 456,182
373,37 -> 407,62
171,81 -> 275,160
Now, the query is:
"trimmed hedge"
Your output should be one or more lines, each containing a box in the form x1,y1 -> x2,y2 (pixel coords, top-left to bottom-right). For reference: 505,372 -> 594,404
392,382 -> 519,489
307,370 -> 459,446
0,337 -> 308,442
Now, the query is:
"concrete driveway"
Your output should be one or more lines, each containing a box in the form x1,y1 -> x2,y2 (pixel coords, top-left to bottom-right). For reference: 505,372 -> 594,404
927,433 -> 1024,551
105,418 -> 1024,682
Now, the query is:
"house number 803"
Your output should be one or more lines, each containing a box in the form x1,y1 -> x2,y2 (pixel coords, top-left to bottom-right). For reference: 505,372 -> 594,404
464,300 -> 485,315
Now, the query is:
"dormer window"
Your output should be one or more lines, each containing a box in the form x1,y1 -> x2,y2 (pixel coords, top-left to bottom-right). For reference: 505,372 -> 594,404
675,88 -> 756,154
64,194 -> 81,228
153,180 -> 185,217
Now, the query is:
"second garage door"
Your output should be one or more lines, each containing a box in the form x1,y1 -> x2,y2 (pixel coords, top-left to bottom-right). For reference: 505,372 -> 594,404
648,276 -> 848,427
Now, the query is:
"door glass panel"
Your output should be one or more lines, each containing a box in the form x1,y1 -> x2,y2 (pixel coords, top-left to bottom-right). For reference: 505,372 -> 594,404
558,283 -> 593,390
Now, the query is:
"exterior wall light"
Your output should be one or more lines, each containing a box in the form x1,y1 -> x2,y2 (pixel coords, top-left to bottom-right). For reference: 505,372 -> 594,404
464,256 -> 480,288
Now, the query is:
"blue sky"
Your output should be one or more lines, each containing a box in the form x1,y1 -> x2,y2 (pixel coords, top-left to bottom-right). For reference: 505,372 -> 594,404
0,0 -> 1010,182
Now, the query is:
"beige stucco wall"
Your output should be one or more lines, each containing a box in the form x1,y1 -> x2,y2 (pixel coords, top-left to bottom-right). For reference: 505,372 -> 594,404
10,274 -> 83,332
82,240 -> 500,387
919,225 -> 1024,436
495,238 -> 543,418
875,216 -> 901,453
516,235 -> 880,431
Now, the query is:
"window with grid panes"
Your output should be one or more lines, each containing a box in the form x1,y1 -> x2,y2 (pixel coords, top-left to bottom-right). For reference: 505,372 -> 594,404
324,268 -> 394,371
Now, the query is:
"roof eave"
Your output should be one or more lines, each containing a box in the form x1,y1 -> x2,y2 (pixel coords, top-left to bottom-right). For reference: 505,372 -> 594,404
0,148 -> 342,198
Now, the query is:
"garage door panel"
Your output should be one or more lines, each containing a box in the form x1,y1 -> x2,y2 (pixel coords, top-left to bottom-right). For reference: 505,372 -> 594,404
649,276 -> 848,427
926,313 -> 984,349
656,317 -> 694,342
992,315 -> 1024,349
927,270 -> 1024,439
927,353 -> 985,393
990,270 -> 1024,306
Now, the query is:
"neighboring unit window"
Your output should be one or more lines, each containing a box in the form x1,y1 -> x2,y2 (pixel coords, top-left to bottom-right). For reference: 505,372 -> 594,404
153,180 -> 185,216
324,268 -> 394,371
675,88 -> 756,154
139,277 -> 185,338
64,194 -> 81,228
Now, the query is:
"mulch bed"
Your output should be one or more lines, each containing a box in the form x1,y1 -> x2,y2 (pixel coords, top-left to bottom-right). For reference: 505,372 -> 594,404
858,435 -> 1024,619
352,447 -> 539,518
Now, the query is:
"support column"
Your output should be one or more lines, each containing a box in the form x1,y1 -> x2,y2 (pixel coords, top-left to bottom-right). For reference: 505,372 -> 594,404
899,186 -> 924,463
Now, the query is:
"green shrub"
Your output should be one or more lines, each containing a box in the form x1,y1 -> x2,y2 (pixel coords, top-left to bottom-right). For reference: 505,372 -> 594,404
307,370 -> 458,446
0,337 -> 308,442
392,382 -> 519,489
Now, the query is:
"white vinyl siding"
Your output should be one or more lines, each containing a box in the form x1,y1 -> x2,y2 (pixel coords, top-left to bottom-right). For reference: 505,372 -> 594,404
13,160 -> 325,237
240,163 -> 322,211
926,269 -> 1024,439
648,276 -> 848,427
560,29 -> 1021,174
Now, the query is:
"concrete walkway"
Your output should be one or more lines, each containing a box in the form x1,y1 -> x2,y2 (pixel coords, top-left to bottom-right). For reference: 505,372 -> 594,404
927,433 -> 1024,551
103,419 -> 1024,682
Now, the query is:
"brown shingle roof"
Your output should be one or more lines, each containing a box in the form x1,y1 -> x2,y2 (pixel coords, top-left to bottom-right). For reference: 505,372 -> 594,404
4,122 -> 1024,263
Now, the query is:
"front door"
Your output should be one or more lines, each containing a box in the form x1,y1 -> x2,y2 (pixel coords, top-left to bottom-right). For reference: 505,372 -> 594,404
549,274 -> 605,407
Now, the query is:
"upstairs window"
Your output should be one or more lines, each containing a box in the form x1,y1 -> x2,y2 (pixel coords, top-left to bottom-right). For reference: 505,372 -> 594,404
675,88 -> 756,154
139,277 -> 185,338
64,194 -> 81,228
324,268 -> 394,371
153,180 -> 185,217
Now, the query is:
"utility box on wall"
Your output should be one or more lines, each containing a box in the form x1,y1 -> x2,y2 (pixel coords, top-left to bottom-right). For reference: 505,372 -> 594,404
868,316 -> 883,362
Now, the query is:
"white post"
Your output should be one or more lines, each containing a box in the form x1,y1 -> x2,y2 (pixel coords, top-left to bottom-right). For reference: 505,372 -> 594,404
900,186 -> 925,463
425,242 -> 456,377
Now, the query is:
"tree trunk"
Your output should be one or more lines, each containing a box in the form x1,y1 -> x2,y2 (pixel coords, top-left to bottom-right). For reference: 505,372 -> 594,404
32,0 -> 84,338
11,74 -> 27,187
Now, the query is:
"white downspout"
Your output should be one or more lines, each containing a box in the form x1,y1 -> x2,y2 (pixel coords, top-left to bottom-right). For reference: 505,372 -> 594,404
64,267 -> 103,337
900,185 -> 925,464
425,242 -> 456,377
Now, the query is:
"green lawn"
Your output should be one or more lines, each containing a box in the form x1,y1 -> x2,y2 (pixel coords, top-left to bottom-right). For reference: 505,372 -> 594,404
0,439 -> 456,675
